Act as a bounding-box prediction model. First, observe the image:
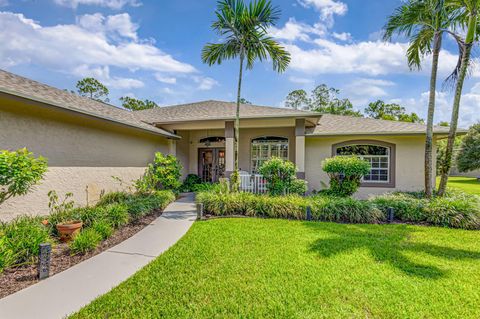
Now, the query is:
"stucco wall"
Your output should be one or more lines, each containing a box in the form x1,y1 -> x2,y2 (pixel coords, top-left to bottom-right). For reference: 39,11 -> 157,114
305,135 -> 432,197
0,99 -> 170,221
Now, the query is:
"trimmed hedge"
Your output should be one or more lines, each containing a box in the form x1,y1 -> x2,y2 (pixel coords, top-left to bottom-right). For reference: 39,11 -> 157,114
197,190 -> 480,229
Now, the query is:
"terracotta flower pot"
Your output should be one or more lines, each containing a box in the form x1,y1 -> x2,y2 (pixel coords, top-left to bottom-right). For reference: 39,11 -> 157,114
56,220 -> 83,242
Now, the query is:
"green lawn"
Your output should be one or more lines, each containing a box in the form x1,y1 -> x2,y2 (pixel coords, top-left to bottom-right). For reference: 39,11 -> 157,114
72,219 -> 480,318
437,176 -> 480,195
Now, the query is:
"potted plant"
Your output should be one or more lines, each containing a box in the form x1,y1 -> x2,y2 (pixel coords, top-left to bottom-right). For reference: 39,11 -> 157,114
56,220 -> 83,242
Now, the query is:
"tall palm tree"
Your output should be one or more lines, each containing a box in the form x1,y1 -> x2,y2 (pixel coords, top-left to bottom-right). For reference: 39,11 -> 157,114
202,0 -> 290,191
383,0 -> 452,198
438,0 -> 479,196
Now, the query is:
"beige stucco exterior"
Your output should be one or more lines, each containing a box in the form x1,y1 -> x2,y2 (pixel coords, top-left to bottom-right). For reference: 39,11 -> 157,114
0,98 -> 170,220
305,135 -> 434,197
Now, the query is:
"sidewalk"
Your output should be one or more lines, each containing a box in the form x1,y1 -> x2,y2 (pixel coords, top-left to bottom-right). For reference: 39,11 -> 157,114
0,193 -> 197,319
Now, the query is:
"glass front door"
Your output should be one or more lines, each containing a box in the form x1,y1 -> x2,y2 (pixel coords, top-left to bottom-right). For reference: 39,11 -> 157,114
198,148 -> 225,183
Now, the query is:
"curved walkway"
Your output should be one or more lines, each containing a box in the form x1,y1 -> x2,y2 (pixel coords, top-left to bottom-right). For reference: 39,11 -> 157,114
0,193 -> 197,319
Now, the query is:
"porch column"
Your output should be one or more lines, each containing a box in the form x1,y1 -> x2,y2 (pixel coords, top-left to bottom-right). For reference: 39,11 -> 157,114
225,121 -> 235,177
168,139 -> 176,156
295,118 -> 306,179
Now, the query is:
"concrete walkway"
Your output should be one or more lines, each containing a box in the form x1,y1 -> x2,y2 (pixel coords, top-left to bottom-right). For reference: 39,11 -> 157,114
0,193 -> 196,319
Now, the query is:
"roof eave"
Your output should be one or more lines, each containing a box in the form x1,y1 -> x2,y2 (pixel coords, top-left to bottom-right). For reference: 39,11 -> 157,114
306,130 -> 459,137
150,113 -> 321,125
0,89 -> 180,139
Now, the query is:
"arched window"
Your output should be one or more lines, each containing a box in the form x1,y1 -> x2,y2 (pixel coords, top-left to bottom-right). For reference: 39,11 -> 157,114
251,136 -> 288,173
333,140 -> 395,187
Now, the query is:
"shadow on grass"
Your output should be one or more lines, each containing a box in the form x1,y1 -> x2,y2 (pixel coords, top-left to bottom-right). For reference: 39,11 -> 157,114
304,222 -> 480,279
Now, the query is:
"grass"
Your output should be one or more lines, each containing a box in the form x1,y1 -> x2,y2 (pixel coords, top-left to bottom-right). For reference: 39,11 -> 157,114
437,176 -> 480,196
72,219 -> 480,318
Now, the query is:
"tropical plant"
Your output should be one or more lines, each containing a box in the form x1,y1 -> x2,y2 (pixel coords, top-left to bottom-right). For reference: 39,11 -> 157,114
322,156 -> 371,196
136,153 -> 182,193
202,0 -> 290,191
438,0 -> 479,196
456,123 -> 480,172
285,89 -> 310,110
383,0 -> 454,198
364,100 -> 424,123
180,174 -> 203,192
120,96 -> 159,111
76,77 -> 109,102
258,157 -> 306,195
69,228 -> 102,254
0,148 -> 48,205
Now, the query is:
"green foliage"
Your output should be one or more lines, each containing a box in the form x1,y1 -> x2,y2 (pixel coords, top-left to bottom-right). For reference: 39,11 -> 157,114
120,96 -> 159,111
364,100 -> 424,123
197,192 -> 382,223
103,203 -> 130,228
47,190 -> 75,215
457,123 -> 480,172
136,153 -> 182,193
258,157 -> 306,195
436,136 -> 463,175
322,156 -> 371,196
0,148 -> 48,205
125,191 -> 175,220
69,228 -> 102,255
0,216 -> 51,271
285,84 -> 362,116
180,174 -> 203,192
76,77 -> 109,102
92,220 -> 114,240
97,191 -> 131,206
371,193 -> 426,222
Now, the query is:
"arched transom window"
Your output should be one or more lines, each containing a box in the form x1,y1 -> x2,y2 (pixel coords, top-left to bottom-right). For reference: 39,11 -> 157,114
333,141 -> 395,187
251,136 -> 288,173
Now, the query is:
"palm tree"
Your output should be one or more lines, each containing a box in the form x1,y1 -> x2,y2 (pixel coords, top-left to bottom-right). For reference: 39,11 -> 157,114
383,0 -> 452,198
438,0 -> 479,196
202,0 -> 290,191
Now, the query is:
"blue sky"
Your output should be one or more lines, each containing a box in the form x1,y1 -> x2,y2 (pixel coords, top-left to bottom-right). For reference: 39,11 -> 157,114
1,0 -> 479,126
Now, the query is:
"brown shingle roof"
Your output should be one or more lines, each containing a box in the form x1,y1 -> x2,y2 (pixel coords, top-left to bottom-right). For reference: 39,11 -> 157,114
308,113 -> 455,136
0,70 -> 177,138
134,100 -> 316,123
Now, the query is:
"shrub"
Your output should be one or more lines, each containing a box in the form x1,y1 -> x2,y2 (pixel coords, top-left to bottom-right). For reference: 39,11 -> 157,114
322,156 -> 370,196
103,203 -> 130,228
180,174 -> 202,192
126,191 -> 175,220
0,148 -> 48,205
69,228 -> 102,255
0,216 -> 50,271
75,206 -> 105,228
370,193 -> 426,222
310,196 -> 383,224
258,157 -> 306,196
97,191 -> 130,206
136,153 -> 182,193
92,220 -> 114,240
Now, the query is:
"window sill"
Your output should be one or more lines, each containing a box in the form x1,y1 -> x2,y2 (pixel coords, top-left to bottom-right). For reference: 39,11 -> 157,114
360,182 -> 395,188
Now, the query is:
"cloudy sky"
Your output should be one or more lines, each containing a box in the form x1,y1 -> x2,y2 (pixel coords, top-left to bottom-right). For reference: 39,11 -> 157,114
1,0 -> 479,126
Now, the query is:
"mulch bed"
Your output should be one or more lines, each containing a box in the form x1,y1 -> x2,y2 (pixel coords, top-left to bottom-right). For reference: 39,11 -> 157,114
0,209 -> 162,299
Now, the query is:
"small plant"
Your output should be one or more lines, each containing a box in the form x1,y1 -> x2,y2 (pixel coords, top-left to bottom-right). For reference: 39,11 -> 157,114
92,220 -> 114,240
69,228 -> 102,255
258,157 -> 306,196
180,174 -> 202,192
136,152 -> 182,193
47,190 -> 75,215
97,191 -> 130,206
322,156 -> 370,196
103,203 -> 130,228
0,216 -> 50,271
0,148 -> 48,205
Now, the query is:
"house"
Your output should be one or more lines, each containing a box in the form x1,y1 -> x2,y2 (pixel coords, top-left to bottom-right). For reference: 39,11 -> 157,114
0,70 -> 454,220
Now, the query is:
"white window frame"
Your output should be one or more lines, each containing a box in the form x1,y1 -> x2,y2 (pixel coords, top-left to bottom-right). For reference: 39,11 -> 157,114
251,137 -> 289,173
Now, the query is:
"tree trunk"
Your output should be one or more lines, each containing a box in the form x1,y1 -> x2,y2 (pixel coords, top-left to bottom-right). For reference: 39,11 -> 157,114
438,14 -> 476,196
424,32 -> 442,198
231,52 -> 244,192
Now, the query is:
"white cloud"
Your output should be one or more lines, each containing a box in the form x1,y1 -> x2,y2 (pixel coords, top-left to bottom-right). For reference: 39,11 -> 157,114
193,76 -> 218,91
298,0 -> 347,26
53,0 -> 141,10
332,32 -> 351,41
0,12 -> 196,75
270,18 -> 325,42
76,13 -> 138,40
0,0 -> 8,7
73,64 -> 144,89
346,78 -> 395,104
154,74 -> 177,84
288,76 -> 313,84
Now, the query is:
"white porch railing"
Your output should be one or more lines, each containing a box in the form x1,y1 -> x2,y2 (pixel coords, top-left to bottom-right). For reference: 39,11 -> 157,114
239,172 -> 267,194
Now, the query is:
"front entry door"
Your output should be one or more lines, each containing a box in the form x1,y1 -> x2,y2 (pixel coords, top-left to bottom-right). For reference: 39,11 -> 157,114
198,148 -> 225,183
